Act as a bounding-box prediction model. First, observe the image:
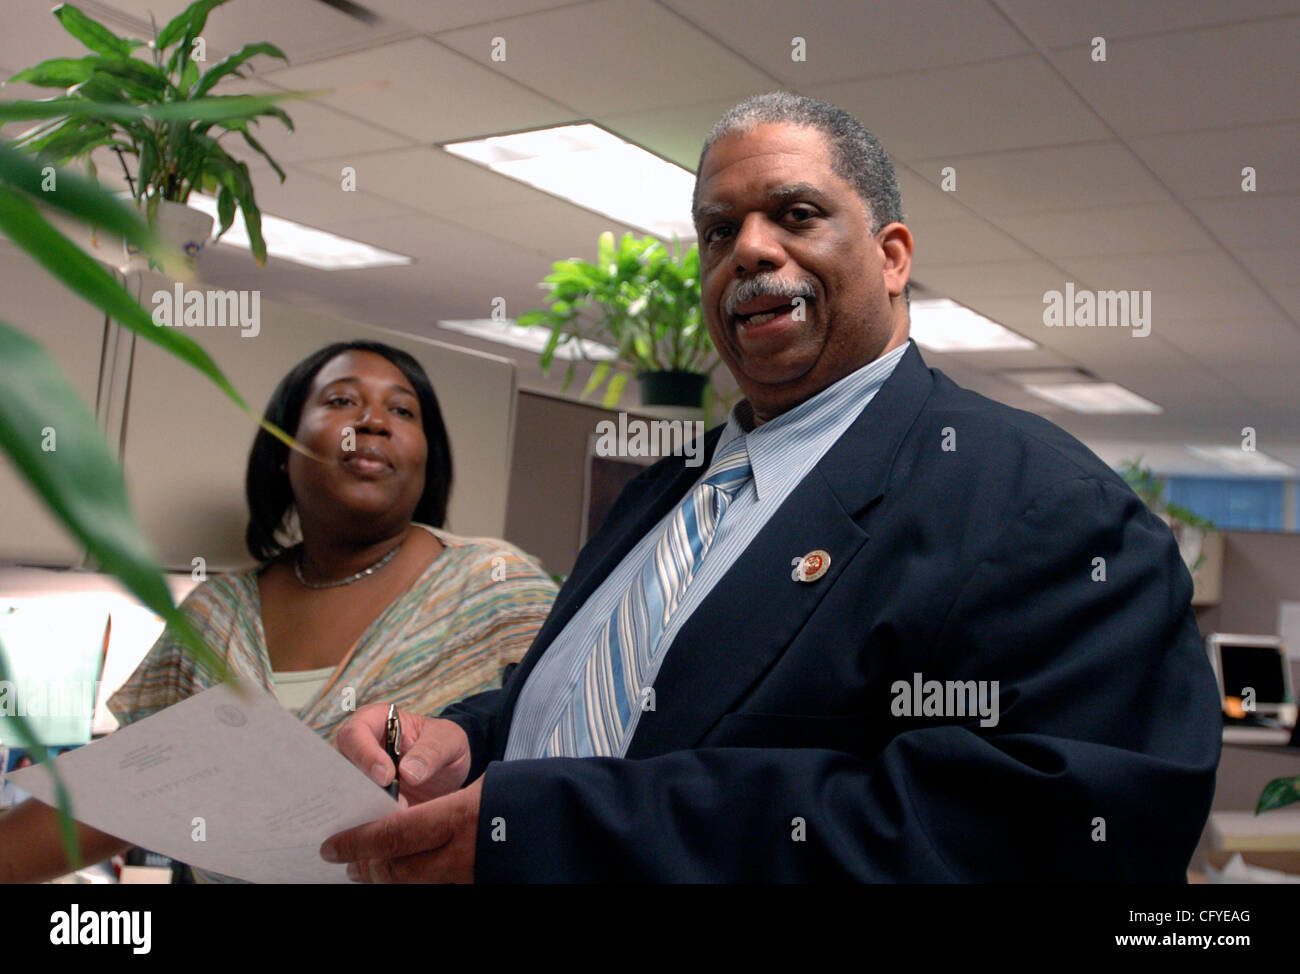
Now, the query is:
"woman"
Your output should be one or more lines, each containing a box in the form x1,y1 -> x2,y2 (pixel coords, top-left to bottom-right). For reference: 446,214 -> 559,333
0,340 -> 558,882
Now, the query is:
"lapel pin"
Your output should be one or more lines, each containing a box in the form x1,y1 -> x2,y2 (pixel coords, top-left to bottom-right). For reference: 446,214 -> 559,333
791,550 -> 831,583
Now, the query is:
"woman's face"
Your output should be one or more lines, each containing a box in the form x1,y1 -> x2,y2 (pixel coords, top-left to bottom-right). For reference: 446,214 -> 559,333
286,350 -> 428,533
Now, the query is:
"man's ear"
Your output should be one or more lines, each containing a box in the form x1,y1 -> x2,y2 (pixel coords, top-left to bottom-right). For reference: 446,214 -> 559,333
878,223 -> 914,299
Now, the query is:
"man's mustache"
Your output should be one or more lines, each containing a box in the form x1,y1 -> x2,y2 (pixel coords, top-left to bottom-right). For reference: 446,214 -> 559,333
724,274 -> 816,316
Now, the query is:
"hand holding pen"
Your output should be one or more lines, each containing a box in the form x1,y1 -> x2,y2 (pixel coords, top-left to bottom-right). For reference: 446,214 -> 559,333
384,704 -> 401,800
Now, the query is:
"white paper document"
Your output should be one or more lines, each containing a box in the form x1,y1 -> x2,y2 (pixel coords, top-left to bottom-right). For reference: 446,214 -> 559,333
7,680 -> 396,883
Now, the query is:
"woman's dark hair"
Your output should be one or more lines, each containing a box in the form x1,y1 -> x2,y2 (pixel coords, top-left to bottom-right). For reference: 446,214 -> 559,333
245,340 -> 453,561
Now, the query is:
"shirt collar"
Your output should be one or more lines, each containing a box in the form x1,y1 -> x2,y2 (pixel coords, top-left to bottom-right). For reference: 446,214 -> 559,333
714,340 -> 911,500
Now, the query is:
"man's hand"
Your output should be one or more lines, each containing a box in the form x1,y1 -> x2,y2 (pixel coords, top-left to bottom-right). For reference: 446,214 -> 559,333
334,704 -> 472,806
320,776 -> 483,883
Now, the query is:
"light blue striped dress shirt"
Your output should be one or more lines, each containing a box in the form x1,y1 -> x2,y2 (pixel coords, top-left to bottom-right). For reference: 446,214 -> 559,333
504,341 -> 910,760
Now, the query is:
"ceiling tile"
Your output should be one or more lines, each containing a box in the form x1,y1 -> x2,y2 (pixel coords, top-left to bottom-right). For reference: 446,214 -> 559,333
1128,123 -> 1300,200
1046,17 -> 1300,137
1186,196 -> 1300,251
1058,251 -> 1257,295
92,0 -> 413,64
909,142 -> 1169,216
997,0 -> 1300,47
996,202 -> 1219,257
362,0 -> 582,34
910,216 -> 1036,266
599,97 -> 746,171
436,0 -> 774,116
807,55 -> 1111,160
265,36 -> 575,142
437,198 -> 644,262
660,0 -> 1029,86
297,145 -> 552,215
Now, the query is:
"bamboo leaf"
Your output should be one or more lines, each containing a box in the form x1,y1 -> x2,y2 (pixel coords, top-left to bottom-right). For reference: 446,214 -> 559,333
52,4 -> 141,58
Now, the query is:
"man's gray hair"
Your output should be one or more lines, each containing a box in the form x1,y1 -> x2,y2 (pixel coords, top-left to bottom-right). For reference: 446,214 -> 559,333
695,91 -> 905,232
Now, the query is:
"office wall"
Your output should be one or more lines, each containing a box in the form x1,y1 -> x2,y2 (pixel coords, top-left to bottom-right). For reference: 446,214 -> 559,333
0,242 -> 110,566
504,391 -> 616,575
1193,529 -> 1300,642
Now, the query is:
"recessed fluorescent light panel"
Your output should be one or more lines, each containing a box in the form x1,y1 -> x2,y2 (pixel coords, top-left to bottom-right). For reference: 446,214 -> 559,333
187,196 -> 412,270
437,319 -> 617,361
1185,446 -> 1294,475
1024,382 -> 1162,414
442,124 -> 696,241
908,299 -> 1036,352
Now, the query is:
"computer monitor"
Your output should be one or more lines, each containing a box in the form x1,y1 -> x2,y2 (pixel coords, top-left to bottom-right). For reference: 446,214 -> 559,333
1205,633 -> 1294,719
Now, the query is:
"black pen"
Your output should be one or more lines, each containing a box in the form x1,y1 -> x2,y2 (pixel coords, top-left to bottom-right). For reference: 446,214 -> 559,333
385,704 -> 401,800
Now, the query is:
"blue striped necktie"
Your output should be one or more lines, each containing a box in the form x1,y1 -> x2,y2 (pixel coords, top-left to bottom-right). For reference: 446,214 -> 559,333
544,436 -> 753,758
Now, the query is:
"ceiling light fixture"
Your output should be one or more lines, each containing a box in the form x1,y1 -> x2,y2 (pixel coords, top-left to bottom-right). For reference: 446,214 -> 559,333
908,298 -> 1037,352
441,123 -> 696,240
186,195 -> 412,270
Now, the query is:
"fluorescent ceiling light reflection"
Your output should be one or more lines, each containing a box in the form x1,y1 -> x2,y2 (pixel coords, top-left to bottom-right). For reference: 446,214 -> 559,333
1025,382 -> 1162,414
438,319 -> 617,361
908,299 -> 1036,352
442,124 -> 696,240
1185,446 -> 1294,475
187,196 -> 412,270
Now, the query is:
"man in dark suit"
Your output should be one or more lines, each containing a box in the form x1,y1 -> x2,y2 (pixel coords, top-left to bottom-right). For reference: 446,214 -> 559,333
323,92 -> 1221,882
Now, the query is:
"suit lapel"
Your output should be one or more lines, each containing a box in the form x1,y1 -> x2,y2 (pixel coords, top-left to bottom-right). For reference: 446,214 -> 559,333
626,340 -> 936,757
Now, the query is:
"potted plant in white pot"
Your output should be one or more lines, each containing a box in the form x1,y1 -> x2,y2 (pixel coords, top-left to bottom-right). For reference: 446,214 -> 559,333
519,231 -> 719,410
7,0 -> 294,270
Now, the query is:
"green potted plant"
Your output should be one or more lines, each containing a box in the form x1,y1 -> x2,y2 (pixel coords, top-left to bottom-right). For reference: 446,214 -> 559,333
1120,459 -> 1222,602
519,231 -> 718,409
7,0 -> 293,268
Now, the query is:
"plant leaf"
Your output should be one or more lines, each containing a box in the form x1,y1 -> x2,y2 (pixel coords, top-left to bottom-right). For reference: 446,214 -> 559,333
0,92 -> 314,124
215,184 -> 235,237
192,42 -> 288,99
157,0 -> 226,50
581,361 -> 611,399
0,186 -> 300,458
52,4 -> 140,58
602,370 -> 630,409
0,320 -> 225,678
1256,775 -> 1300,814
8,57 -> 95,88
0,144 -> 166,261
239,129 -> 285,183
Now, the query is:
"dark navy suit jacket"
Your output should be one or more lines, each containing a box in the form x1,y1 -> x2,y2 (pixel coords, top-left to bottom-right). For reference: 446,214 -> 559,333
442,339 -> 1221,881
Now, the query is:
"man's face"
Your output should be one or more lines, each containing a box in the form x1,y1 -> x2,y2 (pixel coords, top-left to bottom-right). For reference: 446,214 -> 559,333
693,123 -> 912,424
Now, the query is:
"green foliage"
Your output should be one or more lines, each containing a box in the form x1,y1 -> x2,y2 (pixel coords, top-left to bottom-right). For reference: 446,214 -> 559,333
0,142 -> 306,868
1119,459 -> 1216,531
6,1 -> 293,265
1256,774 -> 1300,814
518,231 -> 718,407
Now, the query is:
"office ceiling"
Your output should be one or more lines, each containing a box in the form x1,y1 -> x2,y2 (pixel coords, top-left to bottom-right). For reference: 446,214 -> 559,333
3,0 -> 1297,476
